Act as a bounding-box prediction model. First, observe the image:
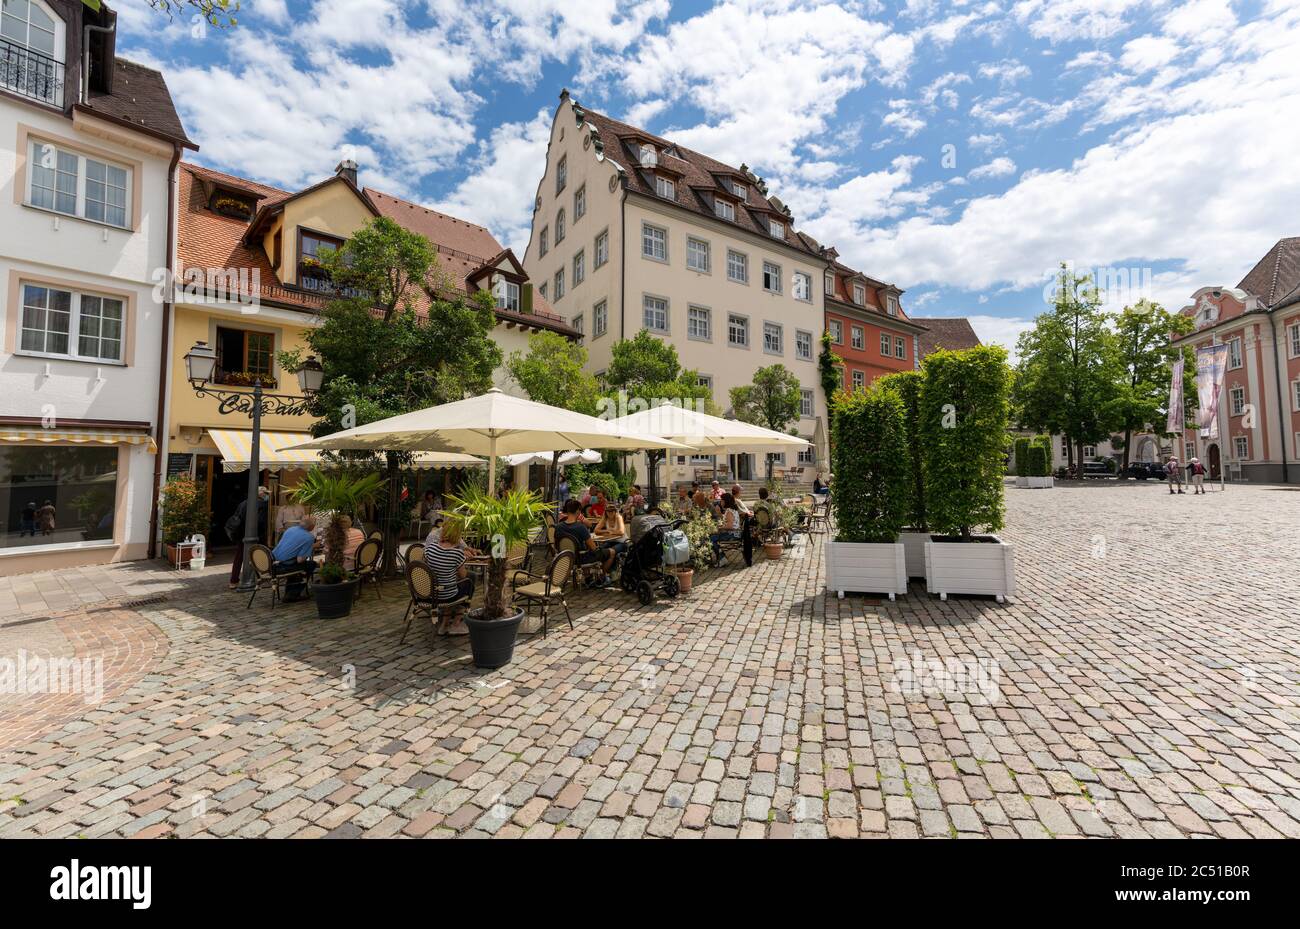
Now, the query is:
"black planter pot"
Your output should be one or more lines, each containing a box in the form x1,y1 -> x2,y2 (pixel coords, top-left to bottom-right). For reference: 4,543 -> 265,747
311,578 -> 359,619
464,607 -> 525,669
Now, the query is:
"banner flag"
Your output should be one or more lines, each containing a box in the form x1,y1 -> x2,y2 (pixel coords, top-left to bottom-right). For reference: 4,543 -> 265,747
1166,358 -> 1184,435
1195,344 -> 1229,440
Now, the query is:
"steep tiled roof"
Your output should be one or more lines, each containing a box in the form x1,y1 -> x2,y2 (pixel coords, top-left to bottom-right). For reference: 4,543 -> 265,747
1236,237 -> 1300,307
576,104 -> 824,260
80,58 -> 194,147
911,317 -> 981,358
366,189 -> 502,296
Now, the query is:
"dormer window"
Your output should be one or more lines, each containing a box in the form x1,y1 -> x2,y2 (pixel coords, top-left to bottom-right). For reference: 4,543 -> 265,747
824,272 -> 835,295
886,294 -> 899,315
640,145 -> 658,168
769,220 -> 785,240
1,0 -> 65,106
493,277 -> 520,313
732,181 -> 746,198
714,198 -> 734,221
655,175 -> 675,200
853,283 -> 865,305
210,191 -> 255,220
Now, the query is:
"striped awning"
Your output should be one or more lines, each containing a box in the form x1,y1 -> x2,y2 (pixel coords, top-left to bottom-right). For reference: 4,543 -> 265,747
209,429 -> 482,472
0,427 -> 157,454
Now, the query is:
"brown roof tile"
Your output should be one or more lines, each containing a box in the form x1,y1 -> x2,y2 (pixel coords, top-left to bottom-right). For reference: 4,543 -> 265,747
911,317 -> 982,357
1236,237 -> 1300,307
80,57 -> 194,147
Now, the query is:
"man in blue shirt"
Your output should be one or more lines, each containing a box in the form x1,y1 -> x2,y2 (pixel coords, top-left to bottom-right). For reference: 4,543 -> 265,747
272,515 -> 318,582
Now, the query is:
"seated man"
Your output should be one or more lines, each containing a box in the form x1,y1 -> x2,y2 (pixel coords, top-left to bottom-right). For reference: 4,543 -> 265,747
709,480 -> 724,501
557,498 -> 615,585
586,489 -> 609,523
271,515 -> 318,598
626,484 -> 646,515
730,483 -> 752,516
674,486 -> 693,516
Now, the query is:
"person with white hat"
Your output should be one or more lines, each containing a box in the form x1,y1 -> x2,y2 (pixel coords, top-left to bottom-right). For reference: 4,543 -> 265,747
1166,456 -> 1184,495
1188,457 -> 1207,494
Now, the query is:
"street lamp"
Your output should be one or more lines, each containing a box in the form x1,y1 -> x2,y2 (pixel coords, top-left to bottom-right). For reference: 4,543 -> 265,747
184,340 -> 321,591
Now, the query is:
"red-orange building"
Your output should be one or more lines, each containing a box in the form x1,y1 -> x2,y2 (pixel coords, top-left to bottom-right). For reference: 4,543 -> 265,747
821,255 -> 926,390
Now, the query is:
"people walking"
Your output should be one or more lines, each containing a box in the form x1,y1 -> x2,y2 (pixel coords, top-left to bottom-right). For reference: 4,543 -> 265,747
1189,457 -> 1207,494
1166,456 -> 1184,495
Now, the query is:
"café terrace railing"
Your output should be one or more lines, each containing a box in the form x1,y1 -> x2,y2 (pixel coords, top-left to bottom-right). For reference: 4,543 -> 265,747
1,38 -> 64,107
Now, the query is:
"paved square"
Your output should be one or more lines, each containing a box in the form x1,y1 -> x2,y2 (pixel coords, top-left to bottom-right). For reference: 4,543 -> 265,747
1,482 -> 1298,838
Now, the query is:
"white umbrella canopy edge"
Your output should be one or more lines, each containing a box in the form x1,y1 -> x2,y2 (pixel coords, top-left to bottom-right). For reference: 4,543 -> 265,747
604,405 -> 810,450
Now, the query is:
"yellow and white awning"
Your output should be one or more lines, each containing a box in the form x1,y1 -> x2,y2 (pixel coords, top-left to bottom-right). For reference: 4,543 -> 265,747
0,427 -> 157,454
208,429 -> 482,472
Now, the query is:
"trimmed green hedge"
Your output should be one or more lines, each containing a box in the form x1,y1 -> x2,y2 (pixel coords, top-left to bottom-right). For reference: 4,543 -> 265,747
878,369 -> 927,531
919,345 -> 1012,538
1026,443 -> 1047,477
1014,437 -> 1031,477
830,383 -> 909,544
1031,435 -> 1052,476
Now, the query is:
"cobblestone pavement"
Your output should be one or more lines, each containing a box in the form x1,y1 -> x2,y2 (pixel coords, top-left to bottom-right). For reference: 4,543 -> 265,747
1,482 -> 1298,839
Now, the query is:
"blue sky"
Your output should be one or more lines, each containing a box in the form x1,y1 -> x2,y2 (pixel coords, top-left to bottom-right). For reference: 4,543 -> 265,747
117,0 -> 1300,355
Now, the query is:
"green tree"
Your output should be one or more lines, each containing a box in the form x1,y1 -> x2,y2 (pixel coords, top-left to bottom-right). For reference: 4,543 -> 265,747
115,0 -> 239,27
877,369 -> 927,530
920,346 -> 1013,539
830,384 -> 909,544
1111,300 -> 1196,475
507,331 -> 601,500
603,330 -> 713,504
730,363 -> 803,481
1013,265 -> 1123,474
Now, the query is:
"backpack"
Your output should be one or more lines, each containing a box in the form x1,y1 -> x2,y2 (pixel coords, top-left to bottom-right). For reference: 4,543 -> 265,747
224,509 -> 243,542
661,528 -> 691,566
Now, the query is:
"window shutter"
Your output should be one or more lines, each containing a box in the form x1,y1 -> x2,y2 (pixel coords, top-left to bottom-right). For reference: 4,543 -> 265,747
521,282 -> 533,315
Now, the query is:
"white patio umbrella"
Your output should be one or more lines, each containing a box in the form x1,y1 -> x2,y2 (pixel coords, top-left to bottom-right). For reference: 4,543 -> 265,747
286,388 -> 693,492
503,448 -> 602,468
605,405 -> 810,493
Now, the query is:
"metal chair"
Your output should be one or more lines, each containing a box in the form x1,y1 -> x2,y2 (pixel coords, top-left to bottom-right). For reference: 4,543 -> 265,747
511,550 -> 576,637
806,498 -> 831,534
246,543 -> 311,610
556,533 -> 605,586
400,562 -> 436,643
399,542 -> 425,571
351,538 -> 383,600
754,505 -> 792,545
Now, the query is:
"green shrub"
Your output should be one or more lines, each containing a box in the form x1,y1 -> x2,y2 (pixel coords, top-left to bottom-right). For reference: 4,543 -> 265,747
1026,444 -> 1047,477
1031,435 -> 1053,477
1014,437 -> 1031,478
919,346 -> 1012,539
830,383 -> 910,544
680,513 -> 718,572
160,476 -> 208,545
877,369 -> 927,530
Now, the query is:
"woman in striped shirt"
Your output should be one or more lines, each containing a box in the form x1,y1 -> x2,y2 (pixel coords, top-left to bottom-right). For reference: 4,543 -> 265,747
424,518 -> 474,635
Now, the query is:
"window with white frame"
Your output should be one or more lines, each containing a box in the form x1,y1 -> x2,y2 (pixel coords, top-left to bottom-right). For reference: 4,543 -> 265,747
764,322 -> 783,355
3,0 -> 64,106
641,223 -> 667,261
643,294 -> 668,332
769,220 -> 784,240
1083,445 -> 1097,458
727,249 -> 748,283
728,313 -> 749,348
687,237 -> 711,273
572,250 -> 585,285
1227,337 -> 1242,369
762,261 -> 782,293
1234,435 -> 1249,459
853,282 -> 865,305
895,336 -> 906,359
574,184 -> 585,221
795,330 -> 812,360
595,229 -> 609,268
1290,322 -> 1300,358
714,199 -> 734,221
494,279 -> 520,312
1293,379 -> 1300,411
688,305 -> 711,341
1061,437 -> 1070,456
539,226 -> 548,257
798,442 -> 816,465
553,268 -> 565,300
555,208 -> 566,243
1185,441 -> 1194,461
829,319 -> 842,344
573,313 -> 584,340
731,181 -> 746,198
886,294 -> 899,315
850,326 -> 864,350
556,155 -> 567,195
697,374 -> 712,392
19,283 -> 124,363
880,332 -> 891,355
824,272 -> 835,296
800,389 -> 814,417
593,299 -> 607,338
767,452 -> 786,468
851,369 -> 865,389
655,175 -> 676,199
1230,385 -> 1245,415
793,271 -> 811,302
27,141 -> 130,228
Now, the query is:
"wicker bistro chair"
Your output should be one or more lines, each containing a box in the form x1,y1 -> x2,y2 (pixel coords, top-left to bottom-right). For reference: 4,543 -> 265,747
400,562 -> 471,643
754,506 -> 793,545
806,497 -> 832,534
246,543 -> 312,610
399,542 -> 425,571
352,538 -> 383,600
556,533 -> 607,586
511,550 -> 576,638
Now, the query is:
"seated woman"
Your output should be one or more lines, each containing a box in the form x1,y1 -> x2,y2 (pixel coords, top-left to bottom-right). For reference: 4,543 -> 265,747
710,493 -> 743,563
593,504 -> 629,557
424,518 -> 474,635
339,515 -> 366,571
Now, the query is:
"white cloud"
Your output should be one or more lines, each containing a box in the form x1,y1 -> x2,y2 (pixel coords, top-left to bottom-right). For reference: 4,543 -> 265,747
978,59 -> 1031,85
966,314 -> 1035,362
968,132 -> 1005,152
968,156 -> 1016,179
1119,36 -> 1181,72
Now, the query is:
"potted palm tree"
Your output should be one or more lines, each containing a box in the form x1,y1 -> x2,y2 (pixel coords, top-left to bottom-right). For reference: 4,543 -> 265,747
443,485 -> 547,669
290,469 -> 385,619
161,476 -> 208,567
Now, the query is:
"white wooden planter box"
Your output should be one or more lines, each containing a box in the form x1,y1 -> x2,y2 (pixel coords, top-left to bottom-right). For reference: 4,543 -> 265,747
1015,476 -> 1029,488
1027,476 -> 1054,489
924,535 -> 1016,603
898,530 -> 929,580
825,541 -> 907,601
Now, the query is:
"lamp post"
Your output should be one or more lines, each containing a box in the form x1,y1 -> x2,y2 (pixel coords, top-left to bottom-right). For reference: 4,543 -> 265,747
184,341 -> 323,590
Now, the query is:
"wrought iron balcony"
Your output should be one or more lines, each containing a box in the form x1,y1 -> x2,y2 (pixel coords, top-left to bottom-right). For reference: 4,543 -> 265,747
0,38 -> 64,107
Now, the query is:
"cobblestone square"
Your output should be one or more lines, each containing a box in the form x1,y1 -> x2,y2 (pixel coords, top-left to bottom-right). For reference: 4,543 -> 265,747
1,482 -> 1297,839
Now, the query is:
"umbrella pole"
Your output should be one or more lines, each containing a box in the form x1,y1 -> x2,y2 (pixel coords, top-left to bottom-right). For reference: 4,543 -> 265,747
488,435 -> 497,497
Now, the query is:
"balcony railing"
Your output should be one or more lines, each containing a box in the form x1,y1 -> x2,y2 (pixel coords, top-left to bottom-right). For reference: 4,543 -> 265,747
1,38 -> 64,107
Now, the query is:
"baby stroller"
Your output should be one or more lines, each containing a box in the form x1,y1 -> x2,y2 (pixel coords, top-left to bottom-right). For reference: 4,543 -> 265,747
621,514 -> 690,605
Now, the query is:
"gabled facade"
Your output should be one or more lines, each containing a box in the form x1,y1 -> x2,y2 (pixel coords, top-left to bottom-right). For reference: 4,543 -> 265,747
164,159 -> 570,540
1,1 -> 193,572
523,91 -> 830,483
822,253 -> 925,391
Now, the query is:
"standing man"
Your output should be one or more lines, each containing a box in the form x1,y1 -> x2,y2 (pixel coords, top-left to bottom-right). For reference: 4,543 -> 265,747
228,486 -> 270,588
1166,457 -> 1184,495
